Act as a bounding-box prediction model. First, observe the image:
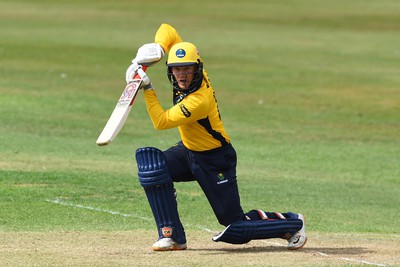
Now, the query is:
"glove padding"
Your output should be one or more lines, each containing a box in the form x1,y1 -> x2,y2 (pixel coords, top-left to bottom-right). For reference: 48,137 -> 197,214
137,68 -> 153,90
125,62 -> 141,84
133,43 -> 164,66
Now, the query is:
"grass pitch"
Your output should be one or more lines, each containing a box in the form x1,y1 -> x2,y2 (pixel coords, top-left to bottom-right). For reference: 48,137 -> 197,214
1,0 -> 399,266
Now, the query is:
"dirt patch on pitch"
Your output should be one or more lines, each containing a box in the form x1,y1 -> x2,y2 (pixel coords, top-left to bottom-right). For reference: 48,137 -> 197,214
0,231 -> 398,266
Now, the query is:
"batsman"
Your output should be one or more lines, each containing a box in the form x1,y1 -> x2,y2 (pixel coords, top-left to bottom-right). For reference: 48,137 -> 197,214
126,23 -> 307,251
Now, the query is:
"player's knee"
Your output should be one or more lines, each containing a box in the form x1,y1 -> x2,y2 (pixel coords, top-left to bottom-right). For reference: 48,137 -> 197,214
216,211 -> 245,227
136,146 -> 172,187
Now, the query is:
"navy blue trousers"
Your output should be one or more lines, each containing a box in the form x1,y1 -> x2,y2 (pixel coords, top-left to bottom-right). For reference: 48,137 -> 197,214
164,141 -> 245,226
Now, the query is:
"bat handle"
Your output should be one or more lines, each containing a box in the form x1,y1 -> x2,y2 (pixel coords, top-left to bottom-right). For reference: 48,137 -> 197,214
132,65 -> 147,79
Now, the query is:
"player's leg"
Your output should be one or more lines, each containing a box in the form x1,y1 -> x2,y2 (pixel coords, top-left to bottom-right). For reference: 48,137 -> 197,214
188,144 -> 307,249
215,209 -> 307,250
189,144 -> 245,226
245,210 -> 307,249
135,147 -> 187,251
163,141 -> 195,182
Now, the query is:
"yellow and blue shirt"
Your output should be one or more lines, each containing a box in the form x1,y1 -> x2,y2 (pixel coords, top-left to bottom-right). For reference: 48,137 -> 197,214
143,24 -> 230,152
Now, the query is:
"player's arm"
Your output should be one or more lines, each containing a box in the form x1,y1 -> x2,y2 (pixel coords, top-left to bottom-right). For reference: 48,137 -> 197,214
126,24 -> 183,83
133,23 -> 183,64
154,23 -> 183,53
143,89 -> 208,130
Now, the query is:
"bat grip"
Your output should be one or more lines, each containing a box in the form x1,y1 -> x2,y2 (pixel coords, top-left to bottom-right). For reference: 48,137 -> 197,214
133,65 -> 147,79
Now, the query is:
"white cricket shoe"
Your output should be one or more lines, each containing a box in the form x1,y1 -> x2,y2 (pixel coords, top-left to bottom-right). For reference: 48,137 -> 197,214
287,213 -> 307,250
152,238 -> 187,251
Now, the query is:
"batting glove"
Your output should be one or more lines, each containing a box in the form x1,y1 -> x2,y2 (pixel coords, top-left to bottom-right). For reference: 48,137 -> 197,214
125,62 -> 140,84
133,43 -> 164,66
137,68 -> 153,90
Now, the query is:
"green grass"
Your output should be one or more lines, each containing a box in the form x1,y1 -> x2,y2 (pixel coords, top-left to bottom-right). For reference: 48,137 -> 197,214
1,0 -> 399,246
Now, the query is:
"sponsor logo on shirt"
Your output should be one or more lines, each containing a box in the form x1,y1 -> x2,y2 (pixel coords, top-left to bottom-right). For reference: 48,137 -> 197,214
179,104 -> 191,117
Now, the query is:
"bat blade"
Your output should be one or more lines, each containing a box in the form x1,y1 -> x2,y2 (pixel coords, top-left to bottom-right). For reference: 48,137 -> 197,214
96,66 -> 147,146
96,80 -> 141,146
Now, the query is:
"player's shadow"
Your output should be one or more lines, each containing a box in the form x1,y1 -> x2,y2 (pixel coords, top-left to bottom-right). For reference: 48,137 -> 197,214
193,246 -> 373,255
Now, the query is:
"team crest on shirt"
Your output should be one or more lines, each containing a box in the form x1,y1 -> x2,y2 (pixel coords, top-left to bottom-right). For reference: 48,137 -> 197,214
179,104 -> 191,117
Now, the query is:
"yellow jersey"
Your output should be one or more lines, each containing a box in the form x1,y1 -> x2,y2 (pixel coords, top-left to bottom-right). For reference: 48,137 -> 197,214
143,24 -> 231,152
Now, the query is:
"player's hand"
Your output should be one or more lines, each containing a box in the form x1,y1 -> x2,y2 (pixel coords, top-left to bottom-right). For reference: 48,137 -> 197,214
125,62 -> 141,84
132,43 -> 164,66
137,68 -> 153,90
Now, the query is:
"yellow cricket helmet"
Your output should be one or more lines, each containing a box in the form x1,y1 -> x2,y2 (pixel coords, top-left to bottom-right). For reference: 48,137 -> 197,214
167,42 -> 202,67
166,42 -> 205,97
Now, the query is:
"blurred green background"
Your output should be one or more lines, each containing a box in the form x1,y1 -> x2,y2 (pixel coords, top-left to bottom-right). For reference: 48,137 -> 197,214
1,0 -> 399,236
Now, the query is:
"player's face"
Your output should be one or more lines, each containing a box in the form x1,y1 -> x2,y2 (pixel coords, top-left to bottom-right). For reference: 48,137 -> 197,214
171,65 -> 197,90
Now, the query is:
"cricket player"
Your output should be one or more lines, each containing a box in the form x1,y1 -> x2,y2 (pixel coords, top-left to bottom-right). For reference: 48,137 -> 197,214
126,23 -> 307,251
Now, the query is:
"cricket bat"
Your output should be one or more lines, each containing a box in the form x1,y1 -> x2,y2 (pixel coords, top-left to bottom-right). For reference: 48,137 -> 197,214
96,66 -> 147,146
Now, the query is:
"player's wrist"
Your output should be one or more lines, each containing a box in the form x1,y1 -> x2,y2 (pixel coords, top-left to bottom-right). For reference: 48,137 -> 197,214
143,82 -> 153,90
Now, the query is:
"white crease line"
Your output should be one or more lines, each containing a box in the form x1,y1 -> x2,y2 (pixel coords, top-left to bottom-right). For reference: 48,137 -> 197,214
46,199 -> 217,234
261,239 -> 387,267
260,240 -> 286,247
340,257 -> 386,267
317,252 -> 329,256
45,199 -> 152,222
317,253 -> 386,267
185,223 -> 217,234
47,199 -> 387,267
